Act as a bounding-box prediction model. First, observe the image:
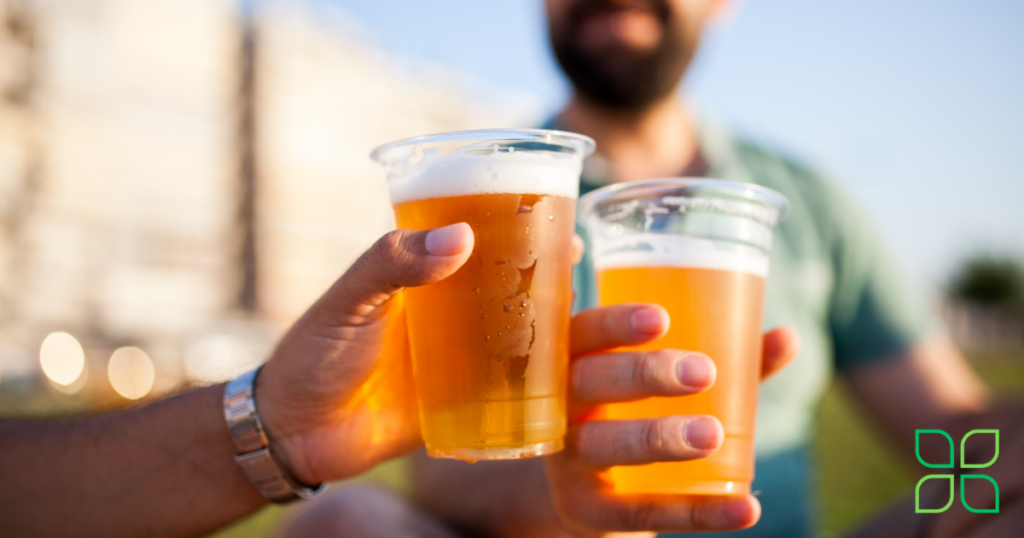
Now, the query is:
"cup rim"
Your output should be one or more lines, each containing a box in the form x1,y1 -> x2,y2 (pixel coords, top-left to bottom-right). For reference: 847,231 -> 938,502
369,128 -> 596,163
578,177 -> 790,225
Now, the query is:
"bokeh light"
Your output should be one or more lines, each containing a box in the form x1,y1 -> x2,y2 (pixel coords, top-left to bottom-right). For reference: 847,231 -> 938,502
107,346 -> 156,400
39,332 -> 86,388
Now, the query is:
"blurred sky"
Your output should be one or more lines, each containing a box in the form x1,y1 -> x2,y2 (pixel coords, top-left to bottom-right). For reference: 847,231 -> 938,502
326,0 -> 1024,291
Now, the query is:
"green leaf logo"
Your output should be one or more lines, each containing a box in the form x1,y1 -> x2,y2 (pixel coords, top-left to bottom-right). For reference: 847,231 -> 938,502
961,429 -> 999,468
912,429 -> 1000,514
915,474 -> 954,513
915,429 -> 954,468
961,475 -> 1000,514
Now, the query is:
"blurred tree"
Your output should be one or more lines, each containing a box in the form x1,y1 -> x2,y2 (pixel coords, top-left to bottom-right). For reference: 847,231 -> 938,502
948,256 -> 1024,315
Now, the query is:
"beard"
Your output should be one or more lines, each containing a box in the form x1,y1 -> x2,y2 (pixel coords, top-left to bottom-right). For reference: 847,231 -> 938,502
549,0 -> 699,112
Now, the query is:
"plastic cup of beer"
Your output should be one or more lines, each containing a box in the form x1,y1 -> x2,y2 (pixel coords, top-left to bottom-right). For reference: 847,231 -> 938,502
578,178 -> 788,495
371,129 -> 594,461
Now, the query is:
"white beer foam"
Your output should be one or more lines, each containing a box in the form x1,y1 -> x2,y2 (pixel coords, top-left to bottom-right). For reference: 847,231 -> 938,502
387,148 -> 581,205
593,234 -> 769,278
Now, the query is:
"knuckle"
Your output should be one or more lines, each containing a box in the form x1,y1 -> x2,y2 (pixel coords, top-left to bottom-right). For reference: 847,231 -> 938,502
641,419 -> 664,457
633,350 -> 691,396
373,230 -> 406,264
689,501 -> 706,530
634,352 -> 658,390
622,500 -> 659,530
564,424 -> 586,458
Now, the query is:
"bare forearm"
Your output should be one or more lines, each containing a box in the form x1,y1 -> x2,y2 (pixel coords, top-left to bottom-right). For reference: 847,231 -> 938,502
0,385 -> 265,537
845,335 -> 991,462
412,451 -> 573,538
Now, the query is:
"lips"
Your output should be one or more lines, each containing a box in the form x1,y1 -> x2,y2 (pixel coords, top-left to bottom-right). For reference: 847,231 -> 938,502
572,0 -> 665,51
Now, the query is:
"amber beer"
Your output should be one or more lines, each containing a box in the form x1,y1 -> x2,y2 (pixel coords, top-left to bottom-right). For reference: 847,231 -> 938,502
599,260 -> 765,494
580,179 -> 787,495
372,129 -> 593,460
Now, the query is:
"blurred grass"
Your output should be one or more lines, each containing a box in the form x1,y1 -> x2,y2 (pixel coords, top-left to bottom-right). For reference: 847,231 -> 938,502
813,349 -> 1024,537
813,380 -> 915,536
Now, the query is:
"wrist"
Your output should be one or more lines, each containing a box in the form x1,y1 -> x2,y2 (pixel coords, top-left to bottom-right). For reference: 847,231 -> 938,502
251,361 -> 322,486
224,367 -> 325,502
265,432 -> 318,486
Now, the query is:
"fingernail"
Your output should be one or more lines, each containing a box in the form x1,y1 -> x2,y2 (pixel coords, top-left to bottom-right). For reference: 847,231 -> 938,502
425,223 -> 471,256
628,307 -> 667,335
677,357 -> 714,388
683,417 -> 722,450
723,498 -> 757,526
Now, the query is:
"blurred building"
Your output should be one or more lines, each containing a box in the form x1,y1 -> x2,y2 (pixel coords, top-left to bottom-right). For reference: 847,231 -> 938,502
251,0 -> 536,326
0,0 -> 534,406
0,0 -> 243,401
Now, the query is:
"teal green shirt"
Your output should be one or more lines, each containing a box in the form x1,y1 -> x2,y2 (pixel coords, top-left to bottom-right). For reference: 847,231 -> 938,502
562,121 -> 932,536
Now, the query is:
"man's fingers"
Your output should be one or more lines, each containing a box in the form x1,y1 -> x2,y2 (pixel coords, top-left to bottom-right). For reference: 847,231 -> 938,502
565,416 -> 722,468
595,494 -> 759,532
761,326 -> 800,380
572,234 -> 585,265
571,350 -> 715,406
551,488 -> 760,533
571,304 -> 670,357
314,224 -> 474,325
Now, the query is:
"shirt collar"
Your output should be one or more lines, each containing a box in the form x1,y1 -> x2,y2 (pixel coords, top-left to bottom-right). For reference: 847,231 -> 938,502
695,119 -> 755,184
542,115 -> 750,188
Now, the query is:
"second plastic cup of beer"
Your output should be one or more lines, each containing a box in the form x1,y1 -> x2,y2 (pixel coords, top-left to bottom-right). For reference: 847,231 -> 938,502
579,178 -> 788,495
371,129 -> 594,461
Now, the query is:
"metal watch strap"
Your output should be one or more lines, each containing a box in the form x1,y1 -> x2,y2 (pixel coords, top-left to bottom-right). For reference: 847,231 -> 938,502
224,367 -> 326,503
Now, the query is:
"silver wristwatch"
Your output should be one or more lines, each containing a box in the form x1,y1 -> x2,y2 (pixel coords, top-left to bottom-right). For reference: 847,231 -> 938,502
223,367 -> 327,503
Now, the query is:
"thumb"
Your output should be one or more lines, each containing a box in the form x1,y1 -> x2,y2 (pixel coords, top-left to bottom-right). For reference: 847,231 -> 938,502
312,223 -> 474,325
